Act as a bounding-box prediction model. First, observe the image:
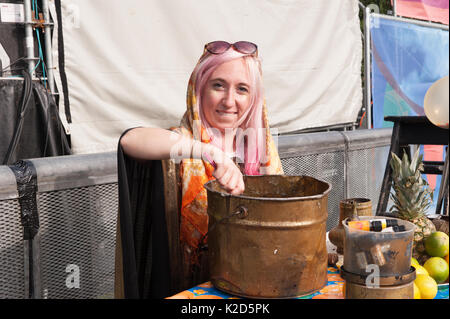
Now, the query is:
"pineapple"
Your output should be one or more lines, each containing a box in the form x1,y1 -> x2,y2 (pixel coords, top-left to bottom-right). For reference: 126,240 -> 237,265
389,148 -> 436,263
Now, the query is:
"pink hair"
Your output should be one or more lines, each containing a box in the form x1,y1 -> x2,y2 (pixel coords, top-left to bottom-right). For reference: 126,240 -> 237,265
192,49 -> 265,175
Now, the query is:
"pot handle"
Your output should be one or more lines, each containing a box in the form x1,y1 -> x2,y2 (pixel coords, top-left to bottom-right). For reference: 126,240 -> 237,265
230,205 -> 248,219
198,205 -> 248,250
208,205 -> 248,232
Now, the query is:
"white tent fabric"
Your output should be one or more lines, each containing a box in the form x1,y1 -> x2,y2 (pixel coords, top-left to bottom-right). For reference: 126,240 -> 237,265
49,0 -> 362,154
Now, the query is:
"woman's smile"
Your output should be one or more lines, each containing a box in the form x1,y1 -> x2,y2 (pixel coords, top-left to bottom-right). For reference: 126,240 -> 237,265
216,110 -> 238,116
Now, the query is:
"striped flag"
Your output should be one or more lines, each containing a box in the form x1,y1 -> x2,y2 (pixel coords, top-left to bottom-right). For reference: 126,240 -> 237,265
394,0 -> 449,24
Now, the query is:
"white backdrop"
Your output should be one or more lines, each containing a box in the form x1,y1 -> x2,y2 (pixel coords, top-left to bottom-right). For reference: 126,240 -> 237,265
49,0 -> 362,154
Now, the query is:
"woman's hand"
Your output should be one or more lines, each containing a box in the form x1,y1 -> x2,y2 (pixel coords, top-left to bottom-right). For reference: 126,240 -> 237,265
213,156 -> 245,195
203,146 -> 245,196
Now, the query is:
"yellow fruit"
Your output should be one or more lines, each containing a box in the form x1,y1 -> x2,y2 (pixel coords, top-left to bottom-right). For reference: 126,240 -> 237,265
411,257 -> 420,267
424,257 -> 449,284
415,275 -> 437,299
425,231 -> 449,257
413,282 -> 421,299
412,264 -> 429,276
445,254 -> 449,265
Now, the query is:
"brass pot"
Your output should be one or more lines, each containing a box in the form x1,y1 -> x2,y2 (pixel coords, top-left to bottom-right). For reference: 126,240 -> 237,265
341,266 -> 416,299
205,175 -> 331,298
344,281 -> 414,299
328,198 -> 372,254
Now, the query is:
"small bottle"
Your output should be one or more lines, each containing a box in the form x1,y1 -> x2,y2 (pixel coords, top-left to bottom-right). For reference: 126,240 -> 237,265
379,219 -> 399,229
347,219 -> 398,232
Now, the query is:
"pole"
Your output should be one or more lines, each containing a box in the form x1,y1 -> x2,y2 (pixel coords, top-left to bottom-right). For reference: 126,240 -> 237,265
364,7 -> 372,129
358,2 -> 367,129
23,0 -> 35,76
42,0 -> 55,94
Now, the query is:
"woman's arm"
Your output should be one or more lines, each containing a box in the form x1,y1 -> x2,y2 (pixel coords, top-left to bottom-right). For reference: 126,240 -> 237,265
120,127 -> 245,195
120,127 -> 190,161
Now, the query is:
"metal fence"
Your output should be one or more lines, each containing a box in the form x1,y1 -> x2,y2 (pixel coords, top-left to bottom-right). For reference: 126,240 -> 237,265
0,153 -> 117,299
0,128 -> 392,299
278,128 -> 391,231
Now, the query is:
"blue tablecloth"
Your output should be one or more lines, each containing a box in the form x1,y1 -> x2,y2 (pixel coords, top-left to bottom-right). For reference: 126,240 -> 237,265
168,266 -> 449,299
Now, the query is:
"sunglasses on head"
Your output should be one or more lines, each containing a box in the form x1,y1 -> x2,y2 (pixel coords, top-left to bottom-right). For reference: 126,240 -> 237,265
204,41 -> 258,56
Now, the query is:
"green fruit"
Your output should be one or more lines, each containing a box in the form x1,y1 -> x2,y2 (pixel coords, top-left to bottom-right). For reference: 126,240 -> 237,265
425,231 -> 449,257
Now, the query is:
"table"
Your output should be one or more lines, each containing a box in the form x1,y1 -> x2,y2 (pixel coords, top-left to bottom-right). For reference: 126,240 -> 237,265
168,266 -> 449,299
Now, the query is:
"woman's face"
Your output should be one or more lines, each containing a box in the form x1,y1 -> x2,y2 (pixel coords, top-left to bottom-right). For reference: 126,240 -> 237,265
201,58 -> 252,132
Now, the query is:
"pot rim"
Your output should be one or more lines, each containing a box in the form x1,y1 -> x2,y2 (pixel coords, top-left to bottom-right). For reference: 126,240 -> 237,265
204,175 -> 332,202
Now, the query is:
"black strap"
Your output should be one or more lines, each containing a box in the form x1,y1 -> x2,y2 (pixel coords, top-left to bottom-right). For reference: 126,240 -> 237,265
9,160 -> 39,240
9,159 -> 39,299
54,0 -> 72,123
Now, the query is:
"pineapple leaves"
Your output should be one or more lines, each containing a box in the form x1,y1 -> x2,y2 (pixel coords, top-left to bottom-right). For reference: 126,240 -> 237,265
409,148 -> 423,174
401,151 -> 410,180
389,149 -> 434,218
390,152 -> 403,180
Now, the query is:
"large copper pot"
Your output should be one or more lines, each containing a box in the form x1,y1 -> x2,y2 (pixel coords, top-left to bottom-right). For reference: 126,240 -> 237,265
204,175 -> 331,298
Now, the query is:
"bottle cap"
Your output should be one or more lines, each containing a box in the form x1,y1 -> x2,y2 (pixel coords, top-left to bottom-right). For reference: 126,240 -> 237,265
386,219 -> 399,227
393,225 -> 406,232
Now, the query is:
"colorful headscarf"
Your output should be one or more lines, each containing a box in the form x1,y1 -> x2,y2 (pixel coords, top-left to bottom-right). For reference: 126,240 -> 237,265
170,50 -> 283,265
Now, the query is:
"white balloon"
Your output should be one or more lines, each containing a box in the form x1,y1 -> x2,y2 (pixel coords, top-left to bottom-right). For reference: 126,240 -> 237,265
424,76 -> 449,129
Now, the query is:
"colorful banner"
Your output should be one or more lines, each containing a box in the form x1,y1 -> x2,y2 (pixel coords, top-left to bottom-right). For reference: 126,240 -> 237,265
394,0 -> 449,25
371,16 -> 449,127
370,15 -> 449,213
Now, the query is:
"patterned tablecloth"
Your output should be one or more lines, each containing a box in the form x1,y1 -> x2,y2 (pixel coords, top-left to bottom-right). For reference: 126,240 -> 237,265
168,266 -> 449,299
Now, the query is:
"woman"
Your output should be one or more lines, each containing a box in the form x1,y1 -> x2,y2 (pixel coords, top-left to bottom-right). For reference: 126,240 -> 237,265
119,41 -> 283,295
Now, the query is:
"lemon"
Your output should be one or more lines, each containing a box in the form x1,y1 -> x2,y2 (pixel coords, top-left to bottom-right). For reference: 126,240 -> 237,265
411,257 -> 420,267
414,275 -> 437,299
412,264 -> 429,276
423,256 -> 449,284
425,231 -> 449,258
413,282 -> 421,299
